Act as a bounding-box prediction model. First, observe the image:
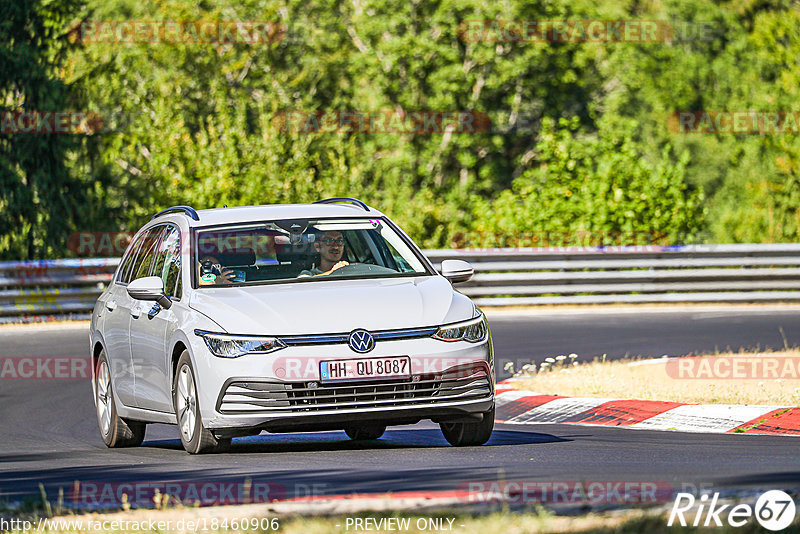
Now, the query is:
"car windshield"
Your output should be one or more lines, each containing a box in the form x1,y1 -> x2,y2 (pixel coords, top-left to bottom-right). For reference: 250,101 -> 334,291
194,217 -> 431,287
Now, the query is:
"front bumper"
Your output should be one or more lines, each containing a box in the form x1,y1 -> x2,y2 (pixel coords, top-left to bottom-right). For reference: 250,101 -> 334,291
213,361 -> 493,433
192,334 -> 495,431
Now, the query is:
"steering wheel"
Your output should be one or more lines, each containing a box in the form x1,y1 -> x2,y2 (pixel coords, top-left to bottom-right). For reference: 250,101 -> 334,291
328,262 -> 363,275
327,262 -> 398,277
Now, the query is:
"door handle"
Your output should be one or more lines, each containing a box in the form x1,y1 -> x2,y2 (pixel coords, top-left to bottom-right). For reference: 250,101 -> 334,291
130,305 -> 141,319
106,300 -> 117,312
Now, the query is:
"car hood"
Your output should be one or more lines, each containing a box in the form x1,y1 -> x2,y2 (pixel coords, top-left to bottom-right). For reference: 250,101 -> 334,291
188,275 -> 474,335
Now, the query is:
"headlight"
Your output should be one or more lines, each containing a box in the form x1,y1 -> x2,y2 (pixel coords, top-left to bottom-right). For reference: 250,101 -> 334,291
195,330 -> 286,358
432,314 -> 488,343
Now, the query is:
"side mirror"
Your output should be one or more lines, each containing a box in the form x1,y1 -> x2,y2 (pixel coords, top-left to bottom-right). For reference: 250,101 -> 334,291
127,276 -> 172,309
441,259 -> 474,284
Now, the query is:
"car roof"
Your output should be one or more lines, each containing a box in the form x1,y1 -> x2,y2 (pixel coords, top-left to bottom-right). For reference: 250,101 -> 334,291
153,203 -> 387,228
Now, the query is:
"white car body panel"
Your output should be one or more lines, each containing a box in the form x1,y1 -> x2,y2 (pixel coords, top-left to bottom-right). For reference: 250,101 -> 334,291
188,276 -> 472,335
100,284 -> 137,406
130,300 -> 175,412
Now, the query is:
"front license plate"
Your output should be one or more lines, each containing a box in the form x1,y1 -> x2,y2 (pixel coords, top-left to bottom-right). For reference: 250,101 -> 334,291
320,356 -> 411,383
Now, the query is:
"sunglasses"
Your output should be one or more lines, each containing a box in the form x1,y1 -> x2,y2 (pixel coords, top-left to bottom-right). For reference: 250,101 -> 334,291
320,238 -> 345,246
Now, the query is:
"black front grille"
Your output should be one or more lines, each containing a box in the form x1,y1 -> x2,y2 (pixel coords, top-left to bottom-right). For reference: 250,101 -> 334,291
217,365 -> 492,414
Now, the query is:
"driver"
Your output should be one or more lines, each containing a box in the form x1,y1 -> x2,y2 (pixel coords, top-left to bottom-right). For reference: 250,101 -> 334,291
299,230 -> 349,277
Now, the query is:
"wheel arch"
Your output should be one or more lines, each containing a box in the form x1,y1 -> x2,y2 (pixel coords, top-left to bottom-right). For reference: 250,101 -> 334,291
170,339 -> 189,395
169,326 -> 201,396
92,340 -> 104,368
90,338 -> 106,397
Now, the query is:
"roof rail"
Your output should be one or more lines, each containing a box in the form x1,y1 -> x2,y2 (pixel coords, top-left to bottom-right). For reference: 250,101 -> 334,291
313,197 -> 370,211
151,206 -> 200,221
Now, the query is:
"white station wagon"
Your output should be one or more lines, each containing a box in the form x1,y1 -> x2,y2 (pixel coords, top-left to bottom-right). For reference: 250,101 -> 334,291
90,199 -> 495,453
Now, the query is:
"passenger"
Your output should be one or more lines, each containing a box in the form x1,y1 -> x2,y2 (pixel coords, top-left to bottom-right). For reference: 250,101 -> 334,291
198,255 -> 236,285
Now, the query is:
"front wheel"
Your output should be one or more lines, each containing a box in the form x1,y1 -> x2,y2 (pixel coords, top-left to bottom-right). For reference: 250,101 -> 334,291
440,407 -> 494,447
95,350 -> 145,448
173,351 -> 231,454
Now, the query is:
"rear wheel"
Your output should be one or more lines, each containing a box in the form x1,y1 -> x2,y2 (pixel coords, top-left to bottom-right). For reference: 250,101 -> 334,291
440,407 -> 494,446
174,351 -> 231,454
344,424 -> 386,441
95,350 -> 145,448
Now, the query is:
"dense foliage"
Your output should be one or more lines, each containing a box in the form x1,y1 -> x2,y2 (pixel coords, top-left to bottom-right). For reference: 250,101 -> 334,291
0,0 -> 92,258
2,0 -> 800,258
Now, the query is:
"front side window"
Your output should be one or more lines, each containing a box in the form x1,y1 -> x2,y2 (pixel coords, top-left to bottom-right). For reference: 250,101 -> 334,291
116,232 -> 145,284
151,225 -> 182,298
130,226 -> 166,282
194,218 -> 430,287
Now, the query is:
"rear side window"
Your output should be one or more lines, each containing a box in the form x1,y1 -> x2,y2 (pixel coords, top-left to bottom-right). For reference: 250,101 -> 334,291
130,227 -> 166,282
151,226 -> 182,299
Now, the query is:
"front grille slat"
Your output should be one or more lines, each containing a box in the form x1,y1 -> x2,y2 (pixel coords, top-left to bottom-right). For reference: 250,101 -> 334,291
280,326 -> 439,346
224,384 -> 443,401
230,372 -> 487,395
220,389 -> 490,412
218,369 -> 492,414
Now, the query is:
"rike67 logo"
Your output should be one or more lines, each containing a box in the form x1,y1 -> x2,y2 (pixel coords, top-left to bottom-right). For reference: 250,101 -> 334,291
669,490 -> 796,531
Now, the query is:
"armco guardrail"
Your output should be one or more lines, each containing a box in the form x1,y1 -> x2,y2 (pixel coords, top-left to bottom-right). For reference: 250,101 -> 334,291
0,258 -> 119,321
425,243 -> 800,306
2,244 -> 800,320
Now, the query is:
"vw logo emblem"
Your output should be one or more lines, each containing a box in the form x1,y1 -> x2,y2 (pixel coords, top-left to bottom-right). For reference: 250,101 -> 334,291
348,329 -> 375,353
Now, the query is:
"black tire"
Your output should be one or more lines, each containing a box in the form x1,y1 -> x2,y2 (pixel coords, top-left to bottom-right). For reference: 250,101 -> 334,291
439,407 -> 494,446
344,424 -> 386,441
173,351 -> 231,454
94,350 -> 145,448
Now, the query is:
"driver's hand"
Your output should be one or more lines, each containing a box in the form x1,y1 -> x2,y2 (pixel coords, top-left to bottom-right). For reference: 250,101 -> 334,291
316,261 -> 350,276
216,267 -> 236,284
330,261 -> 349,272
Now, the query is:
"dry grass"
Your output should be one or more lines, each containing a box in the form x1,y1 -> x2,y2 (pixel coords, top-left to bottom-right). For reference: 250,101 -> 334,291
273,511 -> 666,534
508,351 -> 800,405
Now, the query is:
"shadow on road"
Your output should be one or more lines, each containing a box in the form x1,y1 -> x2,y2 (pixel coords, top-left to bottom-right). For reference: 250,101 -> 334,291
139,428 -> 567,454
0,429 -> 568,508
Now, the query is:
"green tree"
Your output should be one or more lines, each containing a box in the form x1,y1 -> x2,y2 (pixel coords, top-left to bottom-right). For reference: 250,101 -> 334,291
0,0 -> 93,259
472,117 -> 705,246
67,0 -> 615,246
18,0 -> 800,259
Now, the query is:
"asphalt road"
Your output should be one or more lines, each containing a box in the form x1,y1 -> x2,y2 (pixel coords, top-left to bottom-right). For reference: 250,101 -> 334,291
2,307 -> 800,509
488,306 -> 800,373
